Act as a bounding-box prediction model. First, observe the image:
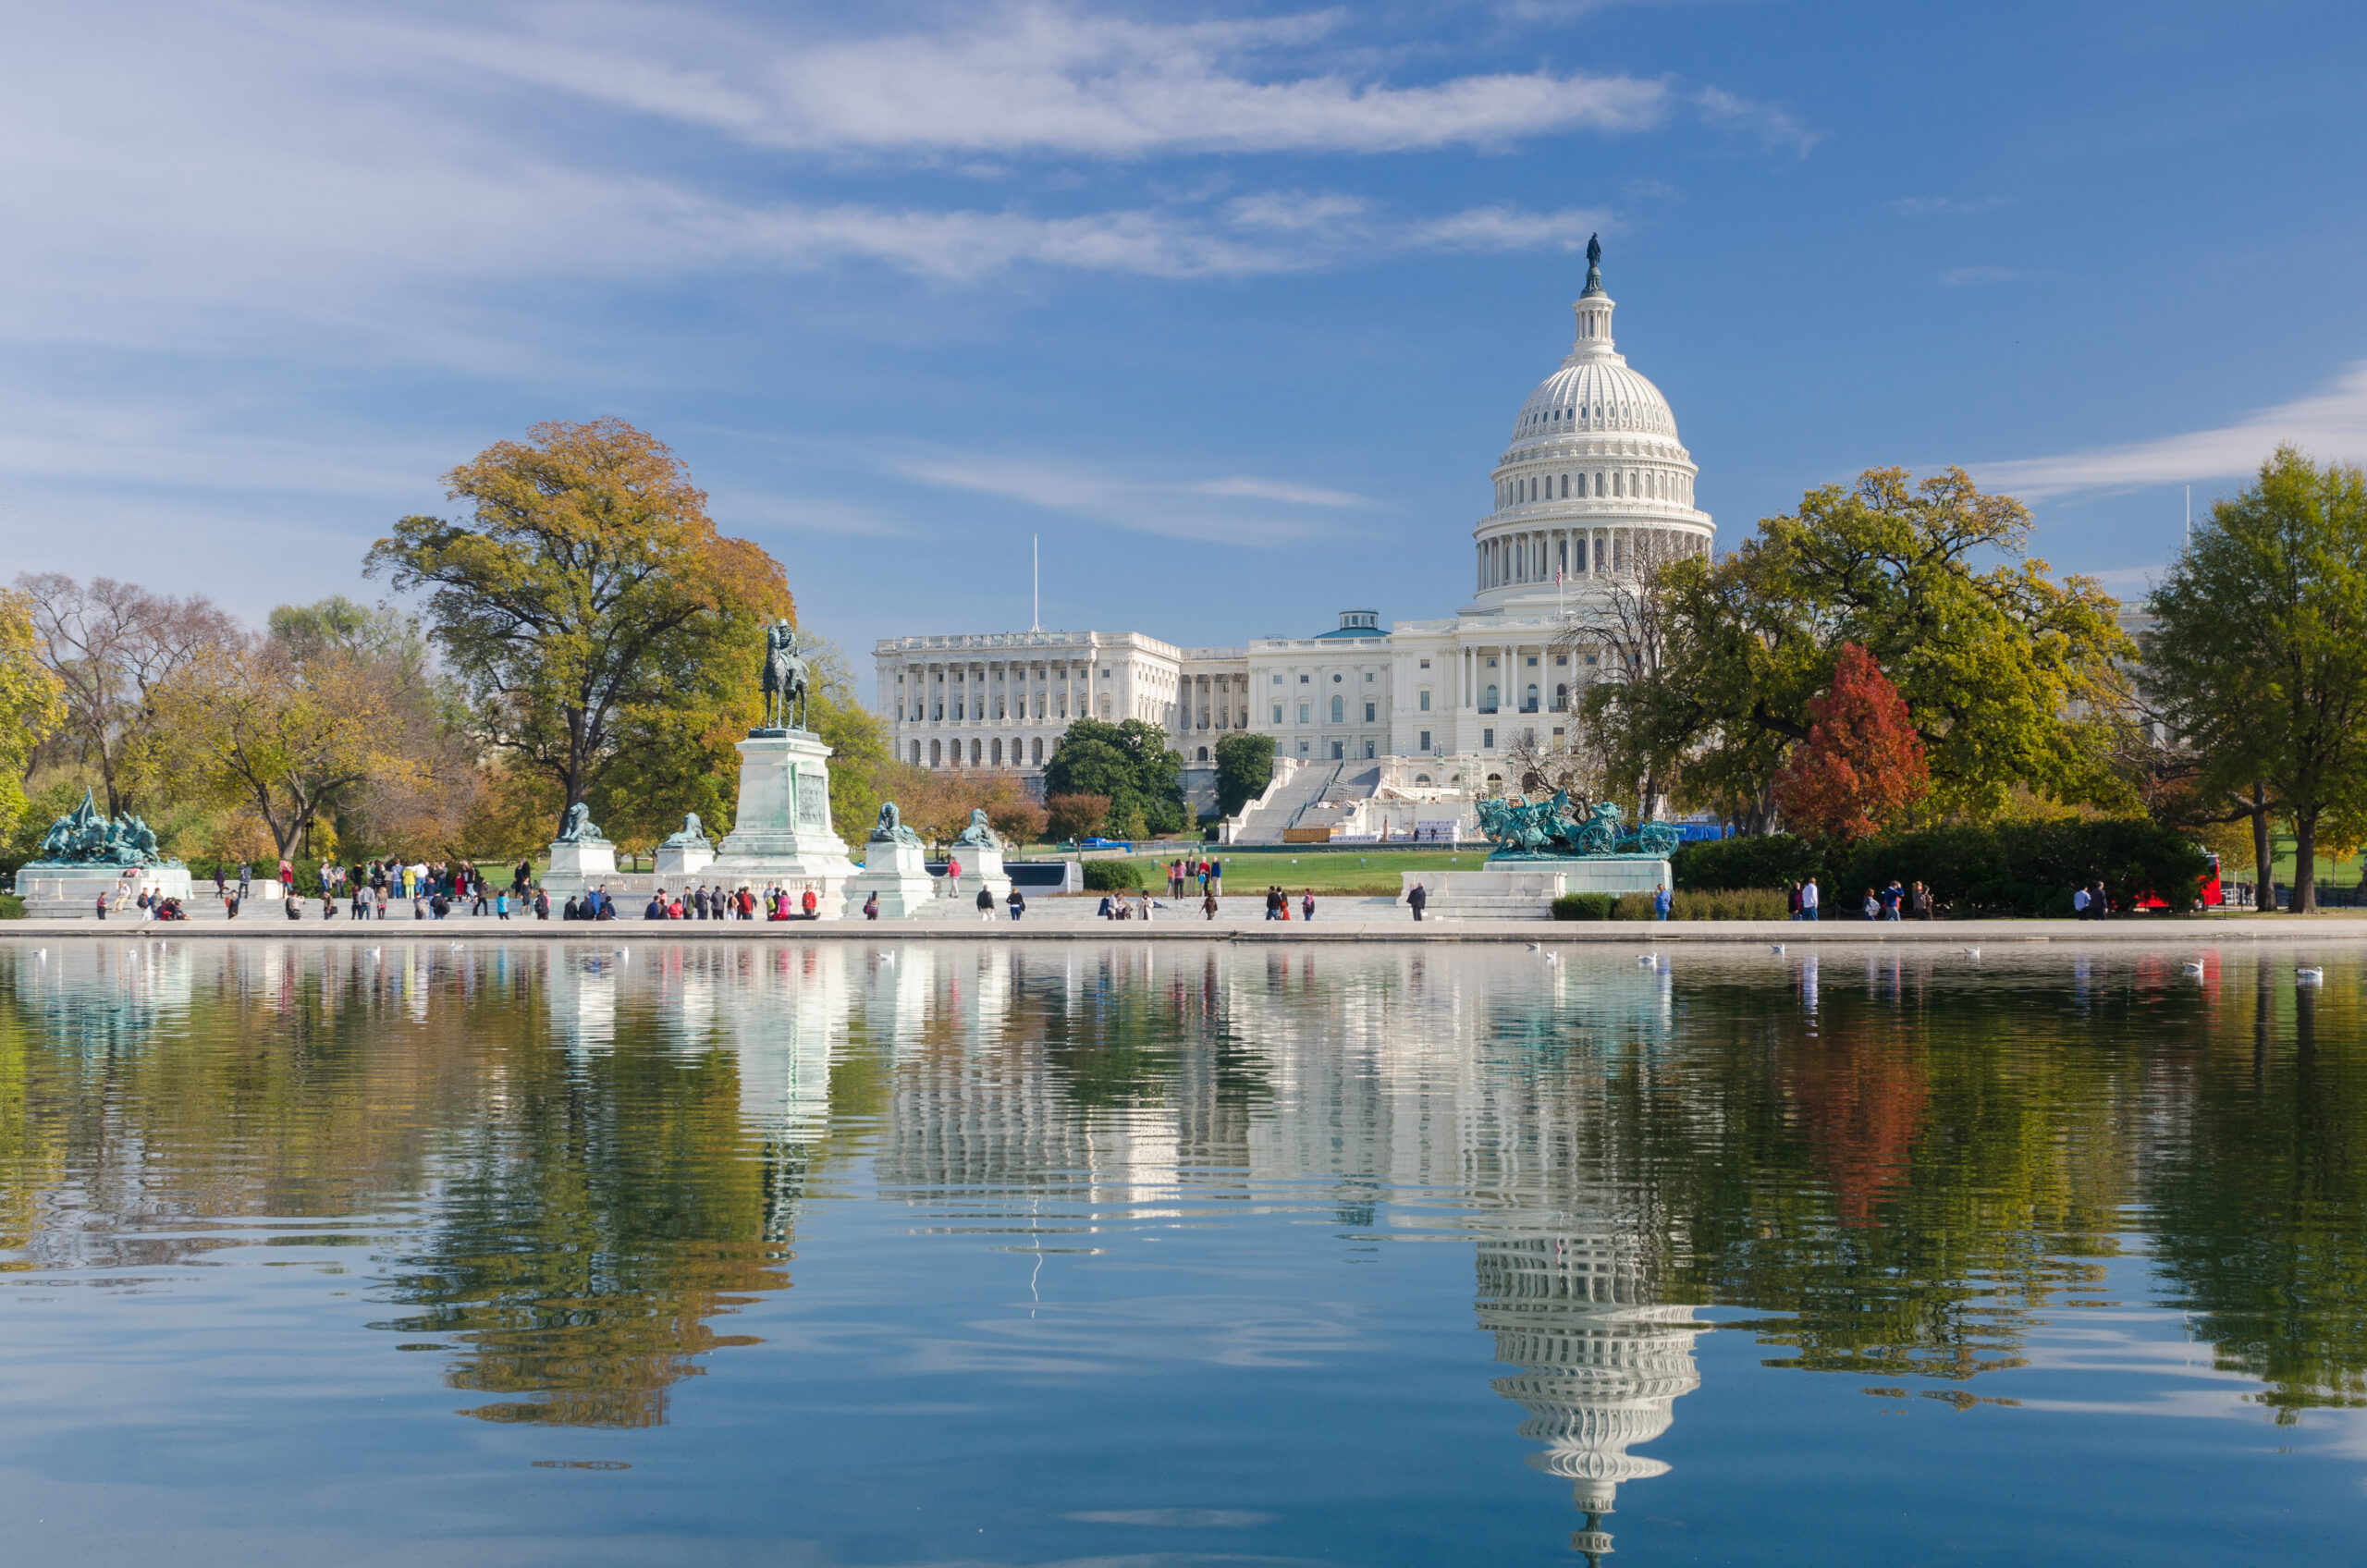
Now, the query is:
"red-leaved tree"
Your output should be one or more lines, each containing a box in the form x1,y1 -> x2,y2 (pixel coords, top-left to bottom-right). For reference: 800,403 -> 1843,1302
1772,643 -> 1930,843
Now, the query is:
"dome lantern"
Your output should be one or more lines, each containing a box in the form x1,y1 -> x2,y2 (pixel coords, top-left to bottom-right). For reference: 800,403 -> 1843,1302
1571,234 -> 1616,361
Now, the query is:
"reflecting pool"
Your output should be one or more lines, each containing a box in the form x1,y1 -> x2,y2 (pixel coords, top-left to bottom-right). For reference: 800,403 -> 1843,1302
1,937 -> 2361,1565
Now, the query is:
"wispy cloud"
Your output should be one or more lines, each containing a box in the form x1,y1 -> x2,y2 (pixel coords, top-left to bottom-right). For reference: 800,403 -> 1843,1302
882,447 -> 1379,546
710,493 -> 917,540
1892,195 -> 2013,216
1693,87 -> 1821,155
313,3 -> 1675,159
1184,476 -> 1377,508
1977,361 -> 2367,498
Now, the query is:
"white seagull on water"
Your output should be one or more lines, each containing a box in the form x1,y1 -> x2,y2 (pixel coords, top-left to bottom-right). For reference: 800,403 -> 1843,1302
2298,965 -> 2325,985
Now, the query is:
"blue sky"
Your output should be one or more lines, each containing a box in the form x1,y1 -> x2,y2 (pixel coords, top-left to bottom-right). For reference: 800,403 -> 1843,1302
6,0 -> 2365,680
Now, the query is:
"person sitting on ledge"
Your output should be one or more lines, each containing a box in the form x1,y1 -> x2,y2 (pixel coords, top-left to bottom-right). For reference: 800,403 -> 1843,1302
801,887 -> 819,919
645,891 -> 668,919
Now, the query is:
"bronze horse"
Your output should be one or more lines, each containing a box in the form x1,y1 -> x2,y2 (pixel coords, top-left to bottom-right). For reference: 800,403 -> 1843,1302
761,621 -> 810,730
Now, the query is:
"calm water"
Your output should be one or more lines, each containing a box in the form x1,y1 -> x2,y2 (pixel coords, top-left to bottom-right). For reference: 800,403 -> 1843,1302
0,937 -> 2361,1566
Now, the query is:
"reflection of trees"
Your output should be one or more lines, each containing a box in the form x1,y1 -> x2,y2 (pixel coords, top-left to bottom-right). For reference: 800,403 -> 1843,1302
0,943 -> 484,1271
1648,971 -> 2136,1381
0,943 -> 815,1430
376,987 -> 801,1429
2143,962 -> 2367,1420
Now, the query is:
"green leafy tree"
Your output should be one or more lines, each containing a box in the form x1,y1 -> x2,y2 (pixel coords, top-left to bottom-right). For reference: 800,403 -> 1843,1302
1213,731 -> 1276,817
1040,718 -> 1185,835
2144,447 -> 2367,913
0,589 -> 67,845
1609,468 -> 2129,824
803,638 -> 890,839
11,573 -> 239,817
365,419 -> 792,840
147,634 -> 418,862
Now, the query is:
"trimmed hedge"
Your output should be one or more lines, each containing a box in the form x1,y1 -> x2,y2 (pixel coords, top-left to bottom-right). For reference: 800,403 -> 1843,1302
1081,858 -> 1144,891
1674,822 -> 2211,916
1671,834 -> 1823,892
1553,887 -> 1791,922
1674,888 -> 1790,921
1834,821 -> 2210,917
1552,892 -> 1618,920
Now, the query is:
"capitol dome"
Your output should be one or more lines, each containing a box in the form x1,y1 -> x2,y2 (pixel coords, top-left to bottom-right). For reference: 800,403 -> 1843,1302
1466,239 -> 1712,612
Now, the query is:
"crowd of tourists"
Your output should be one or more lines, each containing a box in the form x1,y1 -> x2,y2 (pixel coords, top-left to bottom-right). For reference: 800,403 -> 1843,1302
1783,877 -> 1941,921
1163,857 -> 1224,898
634,885 -> 825,920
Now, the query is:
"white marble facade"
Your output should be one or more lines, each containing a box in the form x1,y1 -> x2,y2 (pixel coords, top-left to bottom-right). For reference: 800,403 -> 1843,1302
874,253 -> 1713,805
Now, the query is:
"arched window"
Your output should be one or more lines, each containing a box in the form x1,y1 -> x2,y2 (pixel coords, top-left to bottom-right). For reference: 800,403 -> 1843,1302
1415,773 -> 1432,785
990,739 -> 1002,766
1524,683 -> 1539,711
1553,683 -> 1568,711
1197,746 -> 1208,761
929,740 -> 941,766
1613,472 -> 1623,496
1031,737 -> 1043,765
970,740 -> 982,766
1594,472 -> 1605,496
1482,683 -> 1498,712
1331,695 -> 1343,723
1560,473 -> 1569,497
910,741 -> 922,765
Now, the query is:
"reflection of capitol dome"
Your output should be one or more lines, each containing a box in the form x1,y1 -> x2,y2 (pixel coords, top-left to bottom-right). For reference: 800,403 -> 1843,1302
1478,1229 -> 1703,1563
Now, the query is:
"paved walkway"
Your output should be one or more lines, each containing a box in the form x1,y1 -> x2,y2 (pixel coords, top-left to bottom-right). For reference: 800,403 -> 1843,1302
7,898 -> 2365,944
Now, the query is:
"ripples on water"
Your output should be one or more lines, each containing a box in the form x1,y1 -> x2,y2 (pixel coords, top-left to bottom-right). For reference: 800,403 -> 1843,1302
0,937 -> 2361,1565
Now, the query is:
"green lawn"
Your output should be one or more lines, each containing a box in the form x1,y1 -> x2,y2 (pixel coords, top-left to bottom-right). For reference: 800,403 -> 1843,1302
2264,851 -> 2363,889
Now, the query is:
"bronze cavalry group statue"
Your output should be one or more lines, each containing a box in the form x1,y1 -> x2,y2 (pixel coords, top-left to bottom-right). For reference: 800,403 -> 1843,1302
1474,791 -> 1680,860
30,788 -> 168,866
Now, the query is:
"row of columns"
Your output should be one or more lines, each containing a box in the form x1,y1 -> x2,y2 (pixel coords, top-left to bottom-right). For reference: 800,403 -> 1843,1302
913,736 -> 1046,769
1174,672 -> 1251,734
1478,526 -> 1635,593
1497,467 -> 1692,509
898,657 -> 1108,727
1455,643 -> 1569,717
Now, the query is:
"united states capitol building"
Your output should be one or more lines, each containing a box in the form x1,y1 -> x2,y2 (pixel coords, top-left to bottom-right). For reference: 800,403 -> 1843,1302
874,246 -> 1712,832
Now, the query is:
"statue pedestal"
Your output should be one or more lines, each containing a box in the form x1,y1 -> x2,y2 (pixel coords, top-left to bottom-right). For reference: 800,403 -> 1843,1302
946,841 -> 1011,900
19,863 -> 192,919
542,838 -> 619,897
846,838 -> 936,918
653,839 -> 714,883
704,730 -> 856,919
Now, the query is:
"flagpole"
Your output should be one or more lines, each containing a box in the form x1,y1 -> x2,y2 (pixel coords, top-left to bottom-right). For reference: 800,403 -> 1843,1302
1031,533 -> 1041,631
